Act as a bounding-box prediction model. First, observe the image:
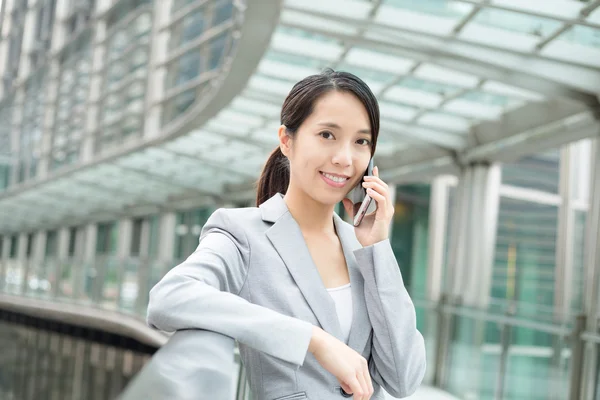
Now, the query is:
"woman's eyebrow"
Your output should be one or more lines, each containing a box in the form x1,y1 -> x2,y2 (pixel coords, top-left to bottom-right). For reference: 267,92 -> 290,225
317,122 -> 371,134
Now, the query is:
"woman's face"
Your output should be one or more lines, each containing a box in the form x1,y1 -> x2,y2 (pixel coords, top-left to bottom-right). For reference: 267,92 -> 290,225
280,90 -> 373,206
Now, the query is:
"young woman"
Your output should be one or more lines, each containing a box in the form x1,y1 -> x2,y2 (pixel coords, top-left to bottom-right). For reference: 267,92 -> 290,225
147,69 -> 426,400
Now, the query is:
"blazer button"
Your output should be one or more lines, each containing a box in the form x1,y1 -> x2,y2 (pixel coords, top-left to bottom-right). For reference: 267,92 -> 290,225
339,387 -> 353,397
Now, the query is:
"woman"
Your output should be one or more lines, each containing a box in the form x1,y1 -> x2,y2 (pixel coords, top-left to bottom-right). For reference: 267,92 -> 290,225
147,69 -> 426,399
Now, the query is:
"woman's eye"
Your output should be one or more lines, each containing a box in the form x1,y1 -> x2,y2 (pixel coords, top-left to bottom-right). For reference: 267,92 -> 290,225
357,138 -> 371,146
320,131 -> 334,139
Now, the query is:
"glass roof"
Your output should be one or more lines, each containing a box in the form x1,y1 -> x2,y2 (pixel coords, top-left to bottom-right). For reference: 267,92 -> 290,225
0,0 -> 599,233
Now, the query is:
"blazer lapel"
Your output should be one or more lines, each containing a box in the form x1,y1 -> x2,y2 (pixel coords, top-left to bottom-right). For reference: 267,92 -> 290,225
333,214 -> 372,352
262,194 -> 344,341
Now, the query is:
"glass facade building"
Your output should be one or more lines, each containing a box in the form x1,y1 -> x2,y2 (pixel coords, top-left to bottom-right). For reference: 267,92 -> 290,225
0,1 -> 599,399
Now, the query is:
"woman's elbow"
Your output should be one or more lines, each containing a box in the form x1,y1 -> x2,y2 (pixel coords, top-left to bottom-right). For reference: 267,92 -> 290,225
402,336 -> 427,396
146,282 -> 173,331
387,336 -> 427,398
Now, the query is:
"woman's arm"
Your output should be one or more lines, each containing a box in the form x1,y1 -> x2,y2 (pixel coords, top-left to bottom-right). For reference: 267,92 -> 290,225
353,239 -> 427,398
147,209 -> 313,367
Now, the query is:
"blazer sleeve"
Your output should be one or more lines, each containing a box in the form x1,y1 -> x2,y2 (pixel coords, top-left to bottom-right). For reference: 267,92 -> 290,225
146,208 -> 314,367
353,239 -> 427,398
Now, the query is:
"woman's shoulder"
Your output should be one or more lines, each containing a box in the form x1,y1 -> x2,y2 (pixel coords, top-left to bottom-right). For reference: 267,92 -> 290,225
202,206 -> 263,238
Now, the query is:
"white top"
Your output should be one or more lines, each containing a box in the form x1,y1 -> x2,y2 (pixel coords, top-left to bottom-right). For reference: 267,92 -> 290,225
326,283 -> 353,344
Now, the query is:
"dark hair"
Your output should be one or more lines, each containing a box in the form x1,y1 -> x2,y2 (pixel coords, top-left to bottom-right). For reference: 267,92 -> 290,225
255,68 -> 380,206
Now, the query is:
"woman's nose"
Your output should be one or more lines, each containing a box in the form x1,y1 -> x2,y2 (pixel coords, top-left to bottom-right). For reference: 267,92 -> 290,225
332,146 -> 352,166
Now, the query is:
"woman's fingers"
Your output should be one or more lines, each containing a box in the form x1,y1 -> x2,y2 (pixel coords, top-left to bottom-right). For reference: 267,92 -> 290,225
363,365 -> 374,398
346,376 -> 364,399
355,371 -> 370,400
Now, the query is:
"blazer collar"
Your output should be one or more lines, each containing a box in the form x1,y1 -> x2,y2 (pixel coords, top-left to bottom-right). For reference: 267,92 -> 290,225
262,193 -> 371,352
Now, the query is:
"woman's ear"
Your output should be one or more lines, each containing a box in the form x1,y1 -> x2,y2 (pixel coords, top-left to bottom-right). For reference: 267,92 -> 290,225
278,125 -> 292,157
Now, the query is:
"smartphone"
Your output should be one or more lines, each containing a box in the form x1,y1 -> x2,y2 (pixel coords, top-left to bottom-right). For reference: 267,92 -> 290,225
344,158 -> 377,227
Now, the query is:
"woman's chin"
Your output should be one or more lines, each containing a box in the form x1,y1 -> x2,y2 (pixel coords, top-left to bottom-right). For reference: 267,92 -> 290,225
315,191 -> 347,207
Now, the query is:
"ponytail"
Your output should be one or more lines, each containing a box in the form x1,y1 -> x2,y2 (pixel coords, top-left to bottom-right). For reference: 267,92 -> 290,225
256,147 -> 289,206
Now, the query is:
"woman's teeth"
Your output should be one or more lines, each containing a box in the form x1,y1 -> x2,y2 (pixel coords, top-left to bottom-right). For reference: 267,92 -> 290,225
322,173 -> 348,183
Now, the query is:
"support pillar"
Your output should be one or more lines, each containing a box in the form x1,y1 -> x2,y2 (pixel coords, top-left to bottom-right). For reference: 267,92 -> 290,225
54,227 -> 70,297
157,212 -> 176,268
582,137 -> 600,400
433,162 -> 501,393
0,234 -> 10,290
77,224 -> 97,301
17,232 -> 29,294
114,218 -> 133,308
135,218 -> 152,314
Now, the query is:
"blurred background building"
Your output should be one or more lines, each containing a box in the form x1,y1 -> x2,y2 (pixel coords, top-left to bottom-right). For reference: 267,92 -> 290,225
0,0 -> 599,399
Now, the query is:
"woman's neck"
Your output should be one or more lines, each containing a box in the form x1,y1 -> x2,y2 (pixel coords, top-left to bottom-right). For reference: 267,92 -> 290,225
283,186 -> 336,235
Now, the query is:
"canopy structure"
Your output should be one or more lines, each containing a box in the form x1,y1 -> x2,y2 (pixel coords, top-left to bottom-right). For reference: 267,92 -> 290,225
0,0 -> 599,233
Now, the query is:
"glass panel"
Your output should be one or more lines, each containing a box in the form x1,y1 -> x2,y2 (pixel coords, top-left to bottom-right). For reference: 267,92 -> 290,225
284,0 -> 373,20
502,150 -> 561,194
445,314 -> 500,399
97,12 -> 151,154
209,32 -> 229,70
0,98 -> 13,191
120,258 -> 139,312
58,257 -> 76,298
214,0 -> 233,25
377,2 -> 467,36
162,88 -> 199,124
413,64 -> 479,88
471,8 -> 561,37
558,24 -> 600,49
172,8 -> 206,48
502,328 -> 570,400
270,27 -> 345,61
385,85 -> 443,108
172,50 -> 203,87
101,256 -> 120,308
52,44 -> 91,170
493,198 -> 558,322
174,207 -> 214,260
172,0 -> 196,13
20,73 -> 46,181
385,0 -> 473,19
390,184 -> 431,294
343,48 -> 415,75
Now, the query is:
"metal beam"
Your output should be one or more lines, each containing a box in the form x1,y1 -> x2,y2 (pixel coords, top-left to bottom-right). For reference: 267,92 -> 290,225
113,163 -> 221,197
284,4 -> 599,72
160,147 -> 258,179
456,0 -> 600,29
277,18 -> 599,104
462,109 -> 599,164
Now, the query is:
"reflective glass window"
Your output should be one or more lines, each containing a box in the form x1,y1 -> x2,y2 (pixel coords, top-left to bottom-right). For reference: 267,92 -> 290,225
52,37 -> 91,170
493,198 -> 558,321
97,10 -> 152,153
19,73 -> 46,182
163,0 -> 237,124
502,150 -> 561,194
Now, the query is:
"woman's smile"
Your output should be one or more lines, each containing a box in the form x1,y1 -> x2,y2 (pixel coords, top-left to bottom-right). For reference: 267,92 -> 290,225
319,171 -> 351,188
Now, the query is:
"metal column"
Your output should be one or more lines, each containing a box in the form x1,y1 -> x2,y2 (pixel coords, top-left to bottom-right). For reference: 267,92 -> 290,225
433,162 -> 501,389
582,137 -> 600,400
0,234 -> 10,290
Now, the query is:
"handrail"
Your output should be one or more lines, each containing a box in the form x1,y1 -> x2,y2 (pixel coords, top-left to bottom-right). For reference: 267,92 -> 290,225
0,292 -> 168,348
441,304 -> 572,336
117,329 -> 237,400
581,331 -> 600,344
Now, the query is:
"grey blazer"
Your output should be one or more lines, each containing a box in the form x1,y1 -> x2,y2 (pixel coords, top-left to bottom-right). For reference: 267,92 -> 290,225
147,193 -> 426,399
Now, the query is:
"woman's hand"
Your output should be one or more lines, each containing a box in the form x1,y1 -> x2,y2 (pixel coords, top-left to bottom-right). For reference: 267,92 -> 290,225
309,326 -> 374,399
343,166 -> 394,247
